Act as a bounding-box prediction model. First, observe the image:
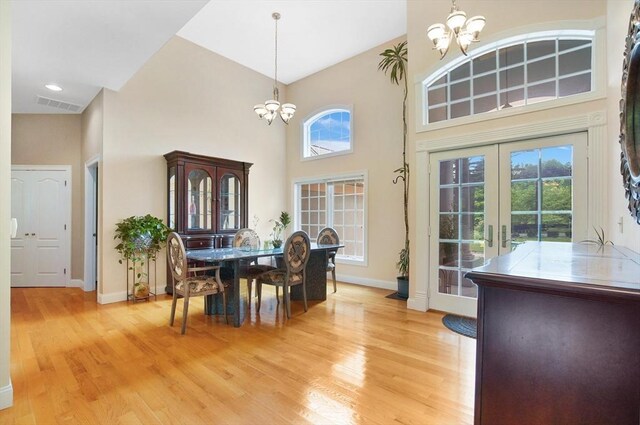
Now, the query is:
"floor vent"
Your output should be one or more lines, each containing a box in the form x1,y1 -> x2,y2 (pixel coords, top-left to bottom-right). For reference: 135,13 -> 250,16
36,96 -> 82,112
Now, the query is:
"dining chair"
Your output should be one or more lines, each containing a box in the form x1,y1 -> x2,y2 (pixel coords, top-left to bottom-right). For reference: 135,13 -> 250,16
256,231 -> 311,319
167,232 -> 230,334
233,228 -> 276,299
317,227 -> 339,293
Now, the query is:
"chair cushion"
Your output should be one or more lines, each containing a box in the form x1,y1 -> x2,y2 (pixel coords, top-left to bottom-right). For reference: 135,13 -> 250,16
176,276 -> 224,294
258,269 -> 302,286
244,264 -> 276,279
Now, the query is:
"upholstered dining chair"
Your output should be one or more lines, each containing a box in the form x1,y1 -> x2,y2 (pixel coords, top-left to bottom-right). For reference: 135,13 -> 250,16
233,228 -> 276,299
317,227 -> 339,293
256,231 -> 311,319
167,232 -> 229,334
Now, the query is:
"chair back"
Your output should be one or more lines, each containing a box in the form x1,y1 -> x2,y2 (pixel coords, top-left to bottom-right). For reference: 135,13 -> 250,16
283,231 -> 311,277
167,232 -> 188,283
317,227 -> 339,245
233,228 -> 261,249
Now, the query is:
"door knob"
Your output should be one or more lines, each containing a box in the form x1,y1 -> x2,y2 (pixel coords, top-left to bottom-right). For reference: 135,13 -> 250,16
501,225 -> 511,248
485,225 -> 494,247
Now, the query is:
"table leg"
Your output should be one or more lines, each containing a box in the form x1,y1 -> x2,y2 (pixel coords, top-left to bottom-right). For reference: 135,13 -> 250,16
232,260 -> 248,327
291,250 -> 327,301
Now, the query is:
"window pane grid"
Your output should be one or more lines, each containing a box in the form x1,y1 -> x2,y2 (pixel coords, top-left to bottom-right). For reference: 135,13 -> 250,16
510,145 -> 574,247
303,108 -> 352,159
296,177 -> 365,262
425,36 -> 593,123
438,156 -> 486,298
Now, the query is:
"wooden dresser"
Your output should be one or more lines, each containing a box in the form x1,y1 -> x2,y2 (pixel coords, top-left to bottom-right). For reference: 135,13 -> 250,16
465,242 -> 640,425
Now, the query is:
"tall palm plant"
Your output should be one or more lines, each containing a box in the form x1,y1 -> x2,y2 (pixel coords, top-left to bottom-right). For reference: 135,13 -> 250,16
378,40 -> 409,279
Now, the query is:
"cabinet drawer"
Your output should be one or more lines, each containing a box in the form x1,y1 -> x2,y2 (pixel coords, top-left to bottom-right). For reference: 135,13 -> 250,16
184,237 -> 217,249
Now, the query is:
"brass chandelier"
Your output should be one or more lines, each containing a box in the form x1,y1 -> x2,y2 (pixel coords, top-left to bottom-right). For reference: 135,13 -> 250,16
427,0 -> 486,59
254,12 -> 296,125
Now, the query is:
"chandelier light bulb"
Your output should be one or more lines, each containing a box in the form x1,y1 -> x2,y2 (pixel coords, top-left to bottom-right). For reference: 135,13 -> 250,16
466,16 -> 486,36
264,111 -> 276,125
281,103 -> 296,115
427,23 -> 446,42
254,105 -> 268,117
265,99 -> 280,112
446,10 -> 467,32
427,0 -> 485,59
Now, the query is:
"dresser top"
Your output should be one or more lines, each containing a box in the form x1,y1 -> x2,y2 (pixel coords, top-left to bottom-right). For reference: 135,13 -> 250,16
466,242 -> 640,300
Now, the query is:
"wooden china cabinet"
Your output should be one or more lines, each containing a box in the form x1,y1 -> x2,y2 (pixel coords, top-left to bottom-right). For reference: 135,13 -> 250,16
164,150 -> 252,293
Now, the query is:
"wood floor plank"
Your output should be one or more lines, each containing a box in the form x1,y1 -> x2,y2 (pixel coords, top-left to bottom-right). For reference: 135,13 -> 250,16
0,284 -> 475,424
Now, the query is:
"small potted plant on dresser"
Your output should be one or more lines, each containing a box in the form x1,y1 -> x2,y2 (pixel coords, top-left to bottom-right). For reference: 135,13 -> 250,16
114,214 -> 169,301
269,211 -> 291,248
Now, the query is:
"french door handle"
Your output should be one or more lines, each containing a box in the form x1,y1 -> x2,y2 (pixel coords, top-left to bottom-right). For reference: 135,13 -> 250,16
501,225 -> 511,248
485,225 -> 494,247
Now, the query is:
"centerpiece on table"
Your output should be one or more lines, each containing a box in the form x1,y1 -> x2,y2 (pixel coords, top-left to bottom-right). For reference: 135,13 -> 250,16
269,211 -> 291,248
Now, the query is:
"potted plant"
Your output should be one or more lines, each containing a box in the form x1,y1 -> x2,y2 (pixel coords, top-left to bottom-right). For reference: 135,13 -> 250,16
269,211 -> 291,248
379,40 -> 409,299
114,214 -> 169,299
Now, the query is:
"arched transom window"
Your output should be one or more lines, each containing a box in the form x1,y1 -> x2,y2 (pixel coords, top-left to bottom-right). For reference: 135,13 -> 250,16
422,32 -> 594,125
302,107 -> 352,160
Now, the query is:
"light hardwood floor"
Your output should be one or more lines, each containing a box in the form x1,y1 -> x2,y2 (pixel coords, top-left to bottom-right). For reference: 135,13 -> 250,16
1,283 -> 475,425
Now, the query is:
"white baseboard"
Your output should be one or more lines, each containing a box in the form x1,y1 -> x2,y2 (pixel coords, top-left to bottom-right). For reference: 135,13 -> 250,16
335,274 -> 395,290
68,279 -> 84,288
0,381 -> 13,410
407,291 -> 428,311
97,291 -> 127,305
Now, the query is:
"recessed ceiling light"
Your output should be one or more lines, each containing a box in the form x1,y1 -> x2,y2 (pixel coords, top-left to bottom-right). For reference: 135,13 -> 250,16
45,84 -> 63,92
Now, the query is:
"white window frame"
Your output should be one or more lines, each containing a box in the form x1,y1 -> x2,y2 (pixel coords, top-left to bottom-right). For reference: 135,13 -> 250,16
300,105 -> 354,161
415,19 -> 606,133
293,171 -> 368,266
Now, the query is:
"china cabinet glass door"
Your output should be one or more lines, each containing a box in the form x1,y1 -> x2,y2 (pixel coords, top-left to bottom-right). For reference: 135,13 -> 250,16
219,172 -> 241,231
168,166 -> 176,230
186,167 -> 213,232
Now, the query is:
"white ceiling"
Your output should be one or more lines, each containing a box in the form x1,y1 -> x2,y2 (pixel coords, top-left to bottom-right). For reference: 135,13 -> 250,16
12,0 -> 407,114
178,0 -> 407,85
12,0 -> 209,114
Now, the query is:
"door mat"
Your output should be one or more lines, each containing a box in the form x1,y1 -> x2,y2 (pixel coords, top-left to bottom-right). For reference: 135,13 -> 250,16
442,314 -> 477,339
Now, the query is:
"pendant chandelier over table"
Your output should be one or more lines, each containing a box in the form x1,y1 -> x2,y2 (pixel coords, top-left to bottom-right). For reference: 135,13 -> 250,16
254,12 -> 296,125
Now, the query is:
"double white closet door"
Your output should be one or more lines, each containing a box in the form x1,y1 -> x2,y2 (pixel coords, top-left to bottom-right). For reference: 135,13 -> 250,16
429,133 -> 588,317
11,169 -> 70,287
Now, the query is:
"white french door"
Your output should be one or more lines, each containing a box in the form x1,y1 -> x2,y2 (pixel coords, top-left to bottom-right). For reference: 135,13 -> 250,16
429,133 -> 588,317
11,168 -> 70,287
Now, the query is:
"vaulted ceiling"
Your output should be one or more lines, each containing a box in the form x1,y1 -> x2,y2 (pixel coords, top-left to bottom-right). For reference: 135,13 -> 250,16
12,0 -> 406,114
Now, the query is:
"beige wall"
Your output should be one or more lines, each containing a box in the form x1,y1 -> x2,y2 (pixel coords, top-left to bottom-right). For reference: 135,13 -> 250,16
99,36 -> 287,300
286,37 -> 407,287
11,114 -> 84,280
82,89 -> 104,163
0,0 -> 12,409
81,89 -> 104,290
607,0 -> 640,252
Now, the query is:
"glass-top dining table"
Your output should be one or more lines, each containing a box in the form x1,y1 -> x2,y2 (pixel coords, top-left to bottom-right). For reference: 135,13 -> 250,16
186,243 -> 343,327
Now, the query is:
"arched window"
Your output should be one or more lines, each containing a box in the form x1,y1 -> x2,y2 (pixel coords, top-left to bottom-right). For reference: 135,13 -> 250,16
302,107 -> 352,160
421,31 -> 595,125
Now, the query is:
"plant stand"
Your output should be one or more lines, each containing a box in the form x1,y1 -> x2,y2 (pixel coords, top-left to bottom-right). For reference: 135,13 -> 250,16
126,258 -> 157,303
